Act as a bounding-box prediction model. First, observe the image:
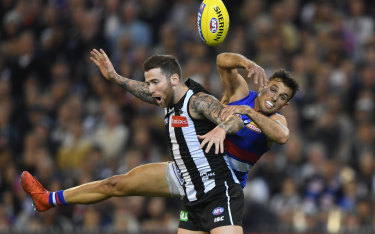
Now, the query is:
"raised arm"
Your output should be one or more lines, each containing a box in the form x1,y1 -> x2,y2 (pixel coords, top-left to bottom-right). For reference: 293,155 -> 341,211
217,52 -> 267,104
90,49 -> 157,105
189,92 -> 244,154
221,105 -> 289,144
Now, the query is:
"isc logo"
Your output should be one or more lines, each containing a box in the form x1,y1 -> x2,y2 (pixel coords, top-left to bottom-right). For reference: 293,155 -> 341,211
214,216 -> 224,223
212,207 -> 224,215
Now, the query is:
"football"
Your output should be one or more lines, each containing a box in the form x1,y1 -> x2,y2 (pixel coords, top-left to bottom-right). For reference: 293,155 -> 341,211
197,0 -> 230,46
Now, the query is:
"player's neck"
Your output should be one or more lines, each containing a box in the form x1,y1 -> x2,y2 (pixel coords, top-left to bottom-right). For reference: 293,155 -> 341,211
173,84 -> 189,106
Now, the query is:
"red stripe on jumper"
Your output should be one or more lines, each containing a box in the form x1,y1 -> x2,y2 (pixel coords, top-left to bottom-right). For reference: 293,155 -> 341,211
225,139 -> 260,164
55,193 -> 61,206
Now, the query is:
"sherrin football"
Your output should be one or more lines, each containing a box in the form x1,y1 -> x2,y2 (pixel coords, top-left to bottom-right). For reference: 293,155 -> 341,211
197,0 -> 230,46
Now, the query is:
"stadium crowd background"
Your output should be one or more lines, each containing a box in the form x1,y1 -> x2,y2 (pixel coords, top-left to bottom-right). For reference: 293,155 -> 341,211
0,0 -> 374,233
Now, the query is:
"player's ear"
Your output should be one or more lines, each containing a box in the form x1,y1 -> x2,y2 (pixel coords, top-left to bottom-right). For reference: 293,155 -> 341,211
281,102 -> 289,110
170,73 -> 179,86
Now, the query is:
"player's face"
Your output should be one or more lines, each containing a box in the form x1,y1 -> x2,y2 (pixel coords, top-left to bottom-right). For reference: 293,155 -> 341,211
145,68 -> 174,108
256,78 -> 293,114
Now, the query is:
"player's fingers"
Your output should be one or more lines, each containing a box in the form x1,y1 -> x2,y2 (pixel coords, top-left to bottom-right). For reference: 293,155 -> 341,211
254,70 -> 260,86
221,108 -> 229,121
91,49 -> 100,61
254,72 -> 259,84
197,135 -> 205,139
214,140 -> 220,154
93,48 -> 101,57
263,73 -> 268,86
220,139 -> 224,154
261,69 -> 266,87
89,57 -> 100,67
248,70 -> 254,78
199,137 -> 209,149
90,50 -> 96,58
221,110 -> 231,122
205,140 -> 214,153
258,71 -> 264,87
100,49 -> 110,61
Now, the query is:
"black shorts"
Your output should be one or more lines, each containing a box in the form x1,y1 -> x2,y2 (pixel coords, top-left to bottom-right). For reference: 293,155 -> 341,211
178,182 -> 244,232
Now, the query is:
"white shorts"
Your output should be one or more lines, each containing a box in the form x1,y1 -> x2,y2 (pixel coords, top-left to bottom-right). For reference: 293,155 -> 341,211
166,161 -> 185,198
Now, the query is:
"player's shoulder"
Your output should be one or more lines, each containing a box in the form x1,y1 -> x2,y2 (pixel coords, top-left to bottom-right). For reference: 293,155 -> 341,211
190,92 -> 216,106
185,78 -> 210,95
189,92 -> 222,118
271,112 -> 285,118
271,112 -> 287,124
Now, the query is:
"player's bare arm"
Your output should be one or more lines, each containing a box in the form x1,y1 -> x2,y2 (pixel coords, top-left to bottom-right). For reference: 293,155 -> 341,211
217,53 -> 268,104
189,93 -> 244,154
90,48 -> 157,105
221,105 -> 289,144
190,92 -> 244,134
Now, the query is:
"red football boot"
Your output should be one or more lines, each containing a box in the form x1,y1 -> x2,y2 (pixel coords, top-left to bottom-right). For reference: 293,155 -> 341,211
21,171 -> 53,212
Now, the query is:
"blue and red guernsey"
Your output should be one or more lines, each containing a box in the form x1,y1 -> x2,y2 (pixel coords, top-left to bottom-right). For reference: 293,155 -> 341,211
224,91 -> 273,188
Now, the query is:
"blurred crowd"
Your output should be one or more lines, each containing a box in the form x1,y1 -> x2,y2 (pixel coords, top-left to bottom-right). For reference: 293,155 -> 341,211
0,0 -> 374,233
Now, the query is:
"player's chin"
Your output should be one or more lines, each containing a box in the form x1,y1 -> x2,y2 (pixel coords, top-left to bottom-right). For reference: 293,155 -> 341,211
262,107 -> 275,114
158,101 -> 167,108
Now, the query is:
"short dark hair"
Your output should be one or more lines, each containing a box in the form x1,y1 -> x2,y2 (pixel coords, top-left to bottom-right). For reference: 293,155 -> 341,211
269,69 -> 299,100
142,54 -> 182,80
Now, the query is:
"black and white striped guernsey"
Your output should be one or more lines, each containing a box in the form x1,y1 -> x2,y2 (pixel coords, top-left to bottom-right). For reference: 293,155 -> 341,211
164,79 -> 239,203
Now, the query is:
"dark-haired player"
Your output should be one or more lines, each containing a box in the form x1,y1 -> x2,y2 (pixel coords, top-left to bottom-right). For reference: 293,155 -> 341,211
22,52 -> 299,233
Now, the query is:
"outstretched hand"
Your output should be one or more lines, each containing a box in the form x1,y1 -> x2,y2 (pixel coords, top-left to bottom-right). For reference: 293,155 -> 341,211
220,105 -> 250,122
197,126 -> 226,154
246,62 -> 268,88
89,49 -> 117,82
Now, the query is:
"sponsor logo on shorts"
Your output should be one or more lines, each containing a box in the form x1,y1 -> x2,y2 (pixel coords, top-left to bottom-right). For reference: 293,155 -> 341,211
171,115 -> 188,127
212,207 -> 224,215
214,216 -> 224,222
180,210 -> 188,222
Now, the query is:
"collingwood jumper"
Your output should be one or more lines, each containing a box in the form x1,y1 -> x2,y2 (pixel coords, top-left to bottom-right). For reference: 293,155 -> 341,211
164,79 -> 238,203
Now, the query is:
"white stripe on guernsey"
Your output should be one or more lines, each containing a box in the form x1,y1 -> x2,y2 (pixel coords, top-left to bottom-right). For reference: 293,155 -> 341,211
52,192 -> 57,206
181,90 -> 215,196
224,155 -> 251,173
225,181 -> 233,225
169,111 -> 195,200
226,164 -> 240,184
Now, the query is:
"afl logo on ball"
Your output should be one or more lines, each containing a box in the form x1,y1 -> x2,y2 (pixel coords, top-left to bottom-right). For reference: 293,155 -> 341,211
212,207 -> 224,215
209,18 -> 218,33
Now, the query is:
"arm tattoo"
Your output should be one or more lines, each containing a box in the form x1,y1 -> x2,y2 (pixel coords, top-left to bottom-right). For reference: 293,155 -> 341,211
115,74 -> 157,105
218,116 -> 244,135
191,93 -> 244,134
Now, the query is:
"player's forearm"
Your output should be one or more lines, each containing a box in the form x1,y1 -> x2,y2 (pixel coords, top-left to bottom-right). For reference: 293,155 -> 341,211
190,93 -> 244,134
245,108 -> 289,144
217,52 -> 253,70
218,115 -> 244,135
113,73 -> 157,105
